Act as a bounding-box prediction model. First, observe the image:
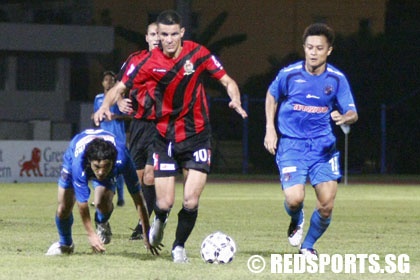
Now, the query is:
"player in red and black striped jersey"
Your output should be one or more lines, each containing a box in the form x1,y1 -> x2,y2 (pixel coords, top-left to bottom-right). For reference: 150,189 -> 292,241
94,10 -> 247,263
100,22 -> 160,240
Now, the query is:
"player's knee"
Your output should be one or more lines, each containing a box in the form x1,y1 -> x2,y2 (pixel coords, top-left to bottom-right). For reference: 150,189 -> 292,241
317,196 -> 336,218
287,203 -> 303,213
156,198 -> 174,211
95,200 -> 113,213
182,197 -> 199,210
318,204 -> 334,218
143,172 -> 154,186
285,196 -> 304,210
56,205 -> 72,219
284,186 -> 304,207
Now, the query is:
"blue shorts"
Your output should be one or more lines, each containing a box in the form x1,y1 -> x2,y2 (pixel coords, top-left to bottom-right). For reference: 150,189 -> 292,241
275,135 -> 341,189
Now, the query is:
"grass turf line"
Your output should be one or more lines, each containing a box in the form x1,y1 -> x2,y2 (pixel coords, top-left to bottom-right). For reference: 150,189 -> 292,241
0,181 -> 418,280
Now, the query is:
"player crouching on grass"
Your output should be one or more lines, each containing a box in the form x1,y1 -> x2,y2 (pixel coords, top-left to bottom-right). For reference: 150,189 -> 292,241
46,129 -> 160,256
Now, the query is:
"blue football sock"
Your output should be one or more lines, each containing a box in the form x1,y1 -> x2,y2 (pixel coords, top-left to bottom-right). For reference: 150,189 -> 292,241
284,200 -> 304,225
95,209 -> 112,224
56,214 -> 73,246
301,209 -> 331,249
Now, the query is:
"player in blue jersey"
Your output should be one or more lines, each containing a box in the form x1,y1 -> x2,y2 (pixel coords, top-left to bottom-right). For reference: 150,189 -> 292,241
93,71 -> 129,207
46,129 -> 160,256
264,23 -> 358,258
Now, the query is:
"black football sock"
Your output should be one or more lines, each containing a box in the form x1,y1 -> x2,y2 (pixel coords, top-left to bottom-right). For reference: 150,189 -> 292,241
154,204 -> 170,223
142,184 -> 156,217
172,206 -> 198,249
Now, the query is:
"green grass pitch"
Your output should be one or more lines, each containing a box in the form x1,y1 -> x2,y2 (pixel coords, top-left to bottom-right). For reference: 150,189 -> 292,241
0,176 -> 419,279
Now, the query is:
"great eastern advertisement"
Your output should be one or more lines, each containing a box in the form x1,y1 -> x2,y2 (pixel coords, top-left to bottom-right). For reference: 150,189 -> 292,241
0,141 -> 68,183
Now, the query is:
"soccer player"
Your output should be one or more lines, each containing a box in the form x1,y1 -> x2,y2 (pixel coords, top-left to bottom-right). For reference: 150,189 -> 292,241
264,23 -> 358,258
93,71 -> 128,207
101,22 -> 160,240
94,10 -> 248,263
45,129 -> 160,256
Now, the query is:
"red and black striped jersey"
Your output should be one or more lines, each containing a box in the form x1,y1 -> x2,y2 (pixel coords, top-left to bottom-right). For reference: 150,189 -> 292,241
118,50 -> 156,120
133,40 -> 227,142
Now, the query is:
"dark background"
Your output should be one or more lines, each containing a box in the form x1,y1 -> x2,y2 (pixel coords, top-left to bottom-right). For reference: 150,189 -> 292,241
2,0 -> 418,175
211,1 -> 420,175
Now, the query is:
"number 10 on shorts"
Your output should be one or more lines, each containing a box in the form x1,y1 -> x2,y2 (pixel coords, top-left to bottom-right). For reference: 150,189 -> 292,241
193,149 -> 211,164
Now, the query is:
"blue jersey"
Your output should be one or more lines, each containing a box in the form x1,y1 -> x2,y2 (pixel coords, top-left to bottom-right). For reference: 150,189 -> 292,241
59,129 -> 140,203
268,61 -> 357,139
94,93 -> 126,144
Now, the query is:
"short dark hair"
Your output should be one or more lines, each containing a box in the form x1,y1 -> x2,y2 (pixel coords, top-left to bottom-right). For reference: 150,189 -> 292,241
157,9 -> 182,26
102,70 -> 115,80
147,21 -> 157,33
302,23 -> 335,46
83,138 -> 117,175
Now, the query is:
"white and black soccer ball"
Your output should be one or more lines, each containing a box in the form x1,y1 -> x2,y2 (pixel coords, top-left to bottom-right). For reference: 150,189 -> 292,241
200,231 -> 237,264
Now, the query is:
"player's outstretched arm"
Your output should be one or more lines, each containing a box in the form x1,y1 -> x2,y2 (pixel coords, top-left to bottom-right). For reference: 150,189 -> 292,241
77,201 -> 106,253
130,190 -> 162,255
93,81 -> 127,126
264,91 -> 278,155
218,74 -> 248,119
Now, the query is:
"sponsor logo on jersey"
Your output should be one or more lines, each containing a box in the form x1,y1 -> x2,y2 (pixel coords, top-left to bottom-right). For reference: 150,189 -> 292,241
294,79 -> 307,83
153,68 -> 167,73
306,94 -> 320,99
293,104 -> 329,113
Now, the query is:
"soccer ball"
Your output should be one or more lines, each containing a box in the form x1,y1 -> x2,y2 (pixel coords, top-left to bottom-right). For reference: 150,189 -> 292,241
200,231 -> 237,264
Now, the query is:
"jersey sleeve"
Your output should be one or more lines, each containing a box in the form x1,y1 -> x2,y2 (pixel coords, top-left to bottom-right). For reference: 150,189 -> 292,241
335,77 -> 357,114
120,51 -> 149,89
116,58 -> 129,81
116,50 -> 144,81
201,46 -> 226,80
268,69 -> 286,101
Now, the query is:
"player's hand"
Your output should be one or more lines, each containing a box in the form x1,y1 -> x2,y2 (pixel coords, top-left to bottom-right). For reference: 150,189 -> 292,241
93,107 -> 113,126
117,98 -> 134,115
264,126 -> 278,155
142,236 -> 163,255
88,233 -> 106,253
228,100 -> 248,119
331,110 -> 345,125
